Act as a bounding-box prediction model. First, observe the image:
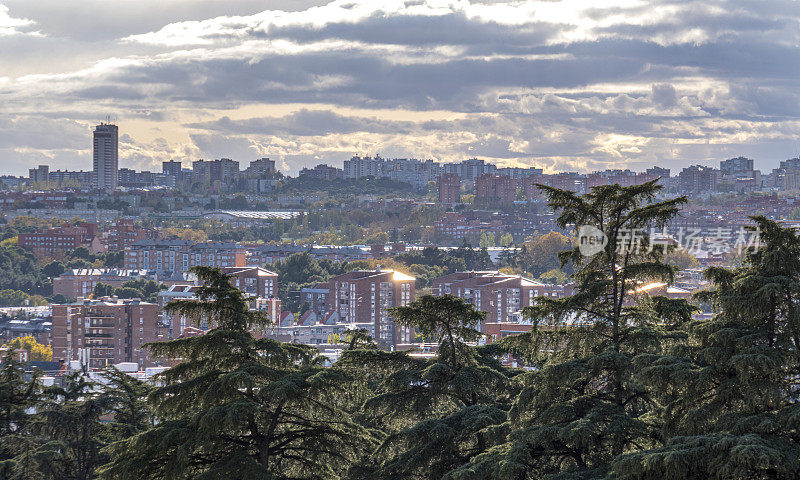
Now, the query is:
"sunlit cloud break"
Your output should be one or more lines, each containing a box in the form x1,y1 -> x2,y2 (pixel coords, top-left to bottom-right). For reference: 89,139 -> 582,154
1,0 -> 800,175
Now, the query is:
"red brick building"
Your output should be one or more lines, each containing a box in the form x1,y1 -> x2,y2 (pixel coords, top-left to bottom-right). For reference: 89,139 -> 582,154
53,268 -> 151,299
222,266 -> 278,299
585,170 -> 657,189
324,269 -> 416,348
432,271 -> 570,325
19,223 -> 105,259
106,219 -> 158,253
435,212 -> 468,239
546,173 -> 585,192
438,173 -> 462,205
157,266 -> 280,339
124,239 -> 246,274
51,297 -> 165,369
523,176 -> 546,200
298,283 -> 329,317
475,174 -> 517,204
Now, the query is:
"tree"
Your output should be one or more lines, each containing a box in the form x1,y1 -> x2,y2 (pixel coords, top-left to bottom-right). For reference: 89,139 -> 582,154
613,217 -> 800,479
93,283 -> 114,298
538,268 -> 569,285
451,180 -> 692,479
100,266 -> 375,479
499,233 -> 514,249
99,368 -> 153,441
518,231 -> 573,276
31,373 -> 109,480
479,232 -> 495,249
2,336 -> 52,361
498,233 -> 516,268
664,247 -> 699,271
0,353 -> 41,478
0,290 -> 48,307
42,261 -> 65,278
93,280 -> 166,303
340,295 -> 515,479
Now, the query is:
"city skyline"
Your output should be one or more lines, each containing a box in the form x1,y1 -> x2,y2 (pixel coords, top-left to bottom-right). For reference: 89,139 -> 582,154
2,0 -> 800,177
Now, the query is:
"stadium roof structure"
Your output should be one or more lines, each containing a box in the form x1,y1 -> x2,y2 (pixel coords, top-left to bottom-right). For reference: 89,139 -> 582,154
205,210 -> 302,220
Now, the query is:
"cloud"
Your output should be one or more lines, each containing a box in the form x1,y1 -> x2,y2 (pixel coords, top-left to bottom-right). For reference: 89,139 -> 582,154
189,110 -> 417,136
0,3 -> 36,36
3,0 -> 800,175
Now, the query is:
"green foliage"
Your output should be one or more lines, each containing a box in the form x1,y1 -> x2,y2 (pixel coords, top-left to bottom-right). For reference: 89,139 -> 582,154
450,180 -> 694,479
5,211 -> 800,480
394,245 -> 493,274
339,295 -> 517,479
518,231 -> 574,277
41,261 -> 65,278
613,216 -> 800,479
0,245 -> 52,295
538,268 -> 569,285
479,232 -> 495,249
389,295 -> 486,367
93,280 -> 166,303
0,289 -> 48,307
99,368 -> 154,440
27,373 -> 110,480
0,353 -> 41,479
100,267 -> 376,479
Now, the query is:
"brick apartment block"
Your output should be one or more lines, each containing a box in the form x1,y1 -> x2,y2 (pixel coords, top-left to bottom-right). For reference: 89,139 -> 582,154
432,271 -> 571,325
324,269 -> 415,349
52,297 -> 165,369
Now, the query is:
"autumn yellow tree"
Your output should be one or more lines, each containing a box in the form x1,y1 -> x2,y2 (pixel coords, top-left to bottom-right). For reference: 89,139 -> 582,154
2,335 -> 52,361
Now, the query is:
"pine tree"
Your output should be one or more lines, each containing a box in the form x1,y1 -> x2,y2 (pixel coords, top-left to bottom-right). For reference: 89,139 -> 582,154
0,353 -> 41,478
32,372 -> 109,480
99,367 -> 153,440
447,180 -> 692,479
100,266 -> 375,480
341,295 -> 517,479
613,216 -> 800,479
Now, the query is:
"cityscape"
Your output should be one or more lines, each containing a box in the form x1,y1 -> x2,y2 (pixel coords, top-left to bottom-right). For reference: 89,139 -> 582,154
2,1 -> 800,479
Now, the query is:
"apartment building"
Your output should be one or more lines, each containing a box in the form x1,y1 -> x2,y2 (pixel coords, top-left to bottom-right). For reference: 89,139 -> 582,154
298,284 -> 329,317
158,267 -> 281,339
124,239 -> 246,274
223,266 -> 278,299
53,268 -> 151,299
192,158 -> 240,183
299,164 -> 343,180
438,173 -> 461,205
19,223 -> 104,259
432,271 -> 569,325
585,170 -> 658,189
523,176 -> 546,200
93,123 -> 119,190
106,218 -> 158,252
52,297 -> 165,369
679,165 -> 720,193
475,174 -> 517,204
440,158 -> 497,185
324,269 -> 415,348
244,244 -> 308,266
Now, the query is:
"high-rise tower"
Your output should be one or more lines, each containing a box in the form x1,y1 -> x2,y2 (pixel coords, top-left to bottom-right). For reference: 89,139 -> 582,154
93,123 -> 118,190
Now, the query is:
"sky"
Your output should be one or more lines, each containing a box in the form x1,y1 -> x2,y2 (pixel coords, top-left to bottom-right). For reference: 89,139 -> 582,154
1,0 -> 800,176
